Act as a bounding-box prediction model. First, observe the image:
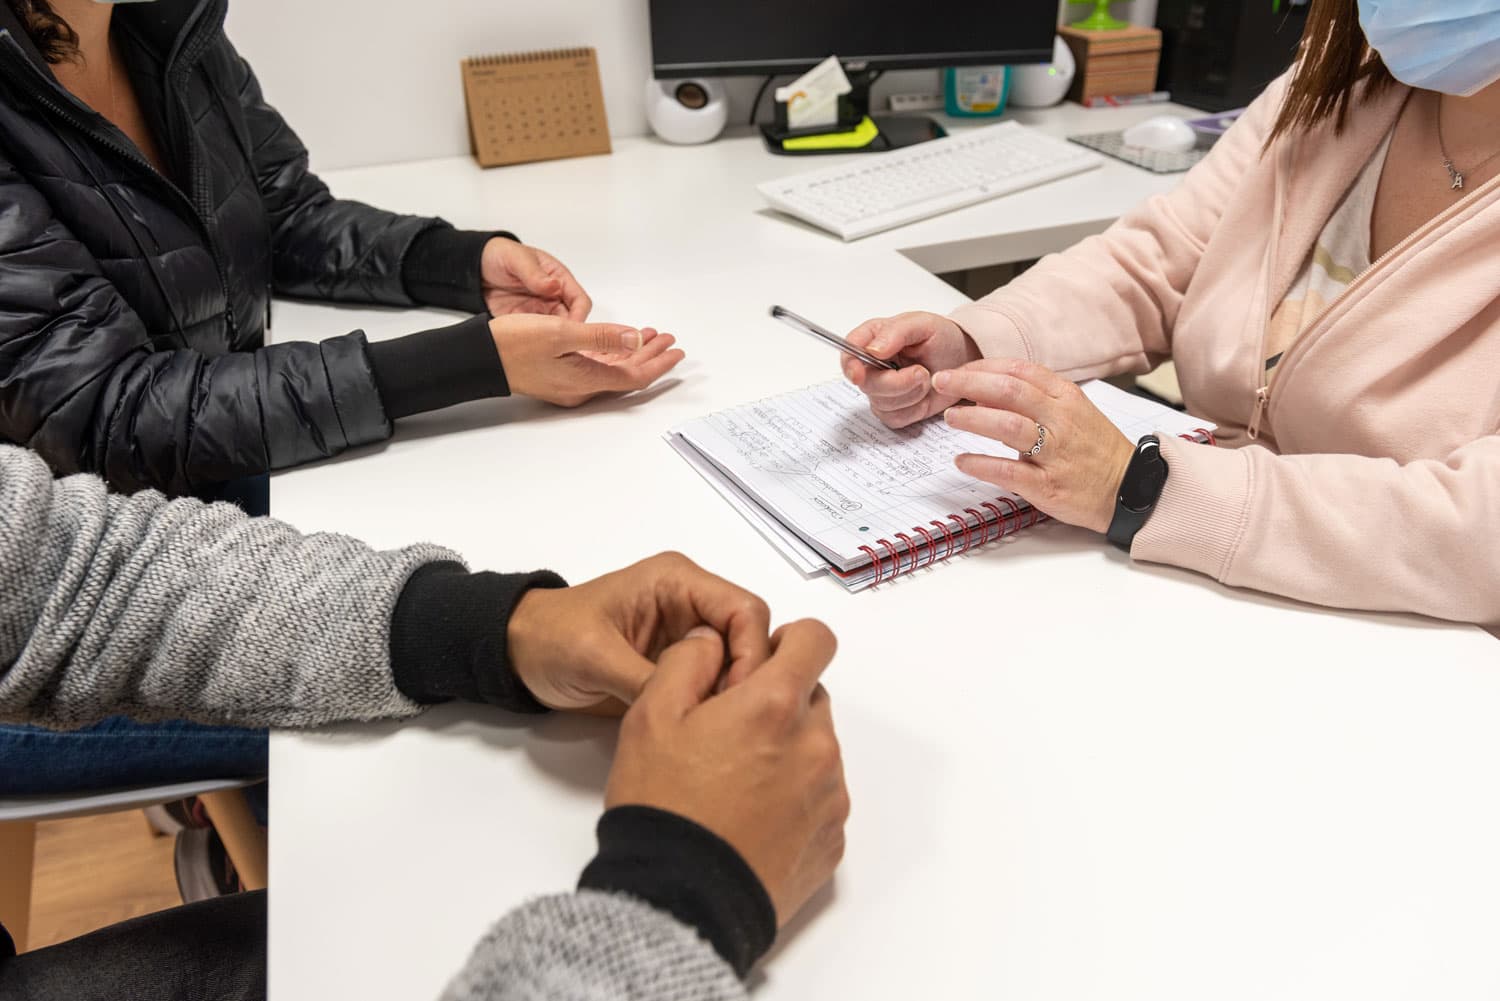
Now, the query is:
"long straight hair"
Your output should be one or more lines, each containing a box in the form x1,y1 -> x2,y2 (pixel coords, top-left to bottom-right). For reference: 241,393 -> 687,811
1267,0 -> 1395,144
6,0 -> 80,63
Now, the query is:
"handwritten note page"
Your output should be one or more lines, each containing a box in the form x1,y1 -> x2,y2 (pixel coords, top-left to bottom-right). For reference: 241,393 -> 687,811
673,378 -> 1210,572
1082,379 -> 1210,442
675,380 -> 1023,569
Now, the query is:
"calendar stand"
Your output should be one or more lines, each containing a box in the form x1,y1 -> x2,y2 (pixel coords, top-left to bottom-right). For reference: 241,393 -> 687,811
461,48 -> 612,168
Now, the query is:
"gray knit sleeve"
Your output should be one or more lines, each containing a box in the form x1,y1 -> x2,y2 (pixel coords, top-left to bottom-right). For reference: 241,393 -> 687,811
0,445 -> 458,730
441,890 -> 747,1001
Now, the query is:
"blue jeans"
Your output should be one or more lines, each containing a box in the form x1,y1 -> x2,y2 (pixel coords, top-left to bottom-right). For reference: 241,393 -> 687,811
0,717 -> 268,822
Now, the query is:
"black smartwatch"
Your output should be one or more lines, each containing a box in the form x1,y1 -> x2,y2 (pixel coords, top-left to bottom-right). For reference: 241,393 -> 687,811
1106,434 -> 1169,552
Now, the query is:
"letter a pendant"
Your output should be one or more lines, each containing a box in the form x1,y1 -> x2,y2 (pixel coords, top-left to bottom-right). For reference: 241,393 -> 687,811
1444,158 -> 1464,190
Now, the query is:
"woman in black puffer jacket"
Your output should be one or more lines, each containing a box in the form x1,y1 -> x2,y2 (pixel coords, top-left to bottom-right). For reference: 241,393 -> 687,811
0,0 -> 683,505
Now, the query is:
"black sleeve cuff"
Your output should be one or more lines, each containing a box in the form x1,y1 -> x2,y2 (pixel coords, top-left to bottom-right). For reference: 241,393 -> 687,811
389,561 -> 567,713
579,805 -> 776,979
401,225 -> 515,313
365,314 -> 509,421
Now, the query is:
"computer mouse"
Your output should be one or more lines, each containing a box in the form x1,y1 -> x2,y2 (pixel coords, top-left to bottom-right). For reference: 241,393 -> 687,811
1122,115 -> 1197,153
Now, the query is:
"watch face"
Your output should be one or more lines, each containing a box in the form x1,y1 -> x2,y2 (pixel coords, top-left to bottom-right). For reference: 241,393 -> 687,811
1119,440 -> 1168,512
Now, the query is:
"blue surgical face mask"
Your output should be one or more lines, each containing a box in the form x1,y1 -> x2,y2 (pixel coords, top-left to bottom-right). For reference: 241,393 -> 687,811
1358,0 -> 1500,96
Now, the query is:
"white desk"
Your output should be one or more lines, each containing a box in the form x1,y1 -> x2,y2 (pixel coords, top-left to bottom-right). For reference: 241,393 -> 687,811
267,106 -> 1500,1001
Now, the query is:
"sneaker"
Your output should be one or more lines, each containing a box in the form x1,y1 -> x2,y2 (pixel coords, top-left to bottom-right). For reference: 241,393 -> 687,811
173,827 -> 242,903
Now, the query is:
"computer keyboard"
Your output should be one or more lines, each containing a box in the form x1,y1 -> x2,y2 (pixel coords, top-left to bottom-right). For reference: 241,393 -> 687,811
757,121 -> 1104,241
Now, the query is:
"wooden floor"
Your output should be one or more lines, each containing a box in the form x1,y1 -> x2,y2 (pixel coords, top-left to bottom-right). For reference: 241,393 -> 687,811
27,810 -> 182,950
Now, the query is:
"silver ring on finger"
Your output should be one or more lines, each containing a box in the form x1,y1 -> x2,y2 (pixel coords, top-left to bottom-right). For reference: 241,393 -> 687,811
1025,423 -> 1048,458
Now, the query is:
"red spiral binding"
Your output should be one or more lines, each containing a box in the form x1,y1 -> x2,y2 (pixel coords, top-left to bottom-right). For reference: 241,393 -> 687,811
912,525 -> 937,569
894,532 -> 916,573
948,512 -> 972,552
854,429 -> 1216,586
980,502 -> 1005,541
929,519 -> 956,564
995,496 -> 1021,531
856,495 -> 1045,586
1180,428 -> 1217,446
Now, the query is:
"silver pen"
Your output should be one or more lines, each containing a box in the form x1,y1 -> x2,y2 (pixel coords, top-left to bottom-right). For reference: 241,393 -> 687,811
769,305 -> 900,370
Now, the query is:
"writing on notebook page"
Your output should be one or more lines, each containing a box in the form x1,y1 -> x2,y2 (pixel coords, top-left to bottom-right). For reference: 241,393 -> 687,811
672,377 -> 1216,588
723,391 -> 991,500
691,380 -> 1014,562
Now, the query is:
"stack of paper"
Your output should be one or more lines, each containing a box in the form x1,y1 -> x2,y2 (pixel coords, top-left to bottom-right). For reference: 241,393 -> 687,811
668,378 -> 1214,591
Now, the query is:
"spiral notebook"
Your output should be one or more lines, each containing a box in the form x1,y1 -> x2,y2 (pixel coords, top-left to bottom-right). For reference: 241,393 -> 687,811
668,379 -> 1215,591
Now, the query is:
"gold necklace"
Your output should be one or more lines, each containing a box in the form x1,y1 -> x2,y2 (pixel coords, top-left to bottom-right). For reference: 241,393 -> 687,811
1436,94 -> 1500,191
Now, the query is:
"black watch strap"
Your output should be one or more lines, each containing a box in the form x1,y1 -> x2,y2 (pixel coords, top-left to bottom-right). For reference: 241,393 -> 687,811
1107,434 -> 1169,552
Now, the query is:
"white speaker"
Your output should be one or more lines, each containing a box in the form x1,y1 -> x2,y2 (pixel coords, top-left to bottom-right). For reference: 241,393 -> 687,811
645,78 -> 729,145
1008,36 -> 1075,109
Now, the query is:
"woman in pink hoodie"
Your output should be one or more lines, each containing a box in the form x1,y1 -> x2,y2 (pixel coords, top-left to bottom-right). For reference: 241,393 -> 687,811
843,0 -> 1500,628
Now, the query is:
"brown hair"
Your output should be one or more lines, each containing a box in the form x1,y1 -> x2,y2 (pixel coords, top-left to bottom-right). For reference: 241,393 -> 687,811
1266,0 -> 1395,144
7,0 -> 80,64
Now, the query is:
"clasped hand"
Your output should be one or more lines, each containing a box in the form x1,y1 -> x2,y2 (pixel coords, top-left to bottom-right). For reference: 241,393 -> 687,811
507,552 -> 773,711
506,552 -> 849,927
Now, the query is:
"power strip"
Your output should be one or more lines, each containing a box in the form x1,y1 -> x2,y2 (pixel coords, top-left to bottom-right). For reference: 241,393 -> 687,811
887,92 -> 944,113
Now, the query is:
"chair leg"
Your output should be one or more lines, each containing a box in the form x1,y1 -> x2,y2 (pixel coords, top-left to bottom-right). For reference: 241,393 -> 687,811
199,790 -> 267,892
0,820 -> 37,953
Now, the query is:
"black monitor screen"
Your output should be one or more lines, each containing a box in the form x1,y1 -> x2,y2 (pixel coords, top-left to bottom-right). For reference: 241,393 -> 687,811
649,2 -> 1058,77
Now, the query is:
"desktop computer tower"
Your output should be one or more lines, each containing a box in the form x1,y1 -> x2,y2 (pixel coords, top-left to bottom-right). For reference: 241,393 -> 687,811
1155,0 -> 1309,112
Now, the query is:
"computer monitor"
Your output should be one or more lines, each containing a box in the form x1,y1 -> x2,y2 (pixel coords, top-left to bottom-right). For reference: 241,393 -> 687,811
647,1 -> 1058,152
648,2 -> 1057,79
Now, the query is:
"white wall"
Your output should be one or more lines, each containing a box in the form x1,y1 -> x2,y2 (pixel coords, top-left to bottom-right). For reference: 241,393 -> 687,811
225,0 -> 652,170
226,0 -> 1155,171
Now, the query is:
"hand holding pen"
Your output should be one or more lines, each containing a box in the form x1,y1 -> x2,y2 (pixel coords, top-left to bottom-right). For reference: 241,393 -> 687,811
839,311 -> 982,429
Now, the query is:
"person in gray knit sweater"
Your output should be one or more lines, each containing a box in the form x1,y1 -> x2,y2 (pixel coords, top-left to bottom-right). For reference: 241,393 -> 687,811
0,444 -> 849,1001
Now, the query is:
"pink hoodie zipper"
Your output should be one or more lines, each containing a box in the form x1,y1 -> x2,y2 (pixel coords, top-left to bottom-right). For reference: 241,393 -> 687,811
1248,134 -> 1289,440
1249,128 -> 1500,441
